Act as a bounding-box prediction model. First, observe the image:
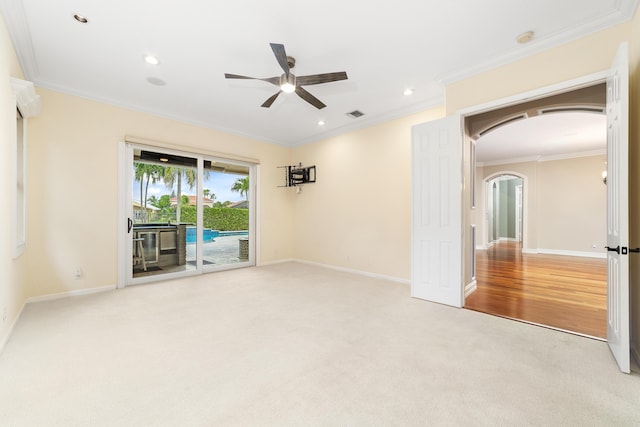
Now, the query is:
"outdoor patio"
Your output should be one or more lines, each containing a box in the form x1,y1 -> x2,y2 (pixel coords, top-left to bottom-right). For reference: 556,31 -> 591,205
133,234 -> 249,278
186,234 -> 249,266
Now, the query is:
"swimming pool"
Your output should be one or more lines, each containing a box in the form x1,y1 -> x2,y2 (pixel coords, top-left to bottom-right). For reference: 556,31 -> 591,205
185,226 -> 247,243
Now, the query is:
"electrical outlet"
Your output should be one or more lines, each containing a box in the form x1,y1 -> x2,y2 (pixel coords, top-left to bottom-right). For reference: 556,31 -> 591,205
73,268 -> 82,279
2,307 -> 7,323
592,244 -> 597,249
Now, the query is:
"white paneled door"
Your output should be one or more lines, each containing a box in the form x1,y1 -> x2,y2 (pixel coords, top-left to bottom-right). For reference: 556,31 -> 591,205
606,42 -> 630,374
411,115 -> 463,307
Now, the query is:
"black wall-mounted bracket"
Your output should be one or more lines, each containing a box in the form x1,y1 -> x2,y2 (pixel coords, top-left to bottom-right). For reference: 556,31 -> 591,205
278,163 -> 316,187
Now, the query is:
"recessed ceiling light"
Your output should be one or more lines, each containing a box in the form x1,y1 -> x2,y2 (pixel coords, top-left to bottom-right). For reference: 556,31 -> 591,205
403,88 -> 414,96
317,120 -> 325,126
73,14 -> 88,24
144,55 -> 159,65
146,77 -> 166,86
516,30 -> 534,44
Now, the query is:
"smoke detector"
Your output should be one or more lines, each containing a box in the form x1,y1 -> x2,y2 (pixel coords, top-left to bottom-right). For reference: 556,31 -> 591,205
516,31 -> 534,44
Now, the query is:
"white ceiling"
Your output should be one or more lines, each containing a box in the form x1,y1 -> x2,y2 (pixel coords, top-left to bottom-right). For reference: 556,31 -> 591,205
1,0 -> 637,147
476,112 -> 607,164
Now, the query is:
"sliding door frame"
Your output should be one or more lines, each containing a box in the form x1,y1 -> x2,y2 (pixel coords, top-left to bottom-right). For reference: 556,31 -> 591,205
117,141 -> 258,288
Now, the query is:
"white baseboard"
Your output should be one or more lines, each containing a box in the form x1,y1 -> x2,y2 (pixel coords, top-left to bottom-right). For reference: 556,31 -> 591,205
465,280 -> 478,297
535,248 -> 606,259
256,258 -> 295,267
293,259 -> 410,285
27,284 -> 116,304
0,300 -> 27,356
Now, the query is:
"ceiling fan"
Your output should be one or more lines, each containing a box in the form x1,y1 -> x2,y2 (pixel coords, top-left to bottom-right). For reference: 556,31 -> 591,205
224,43 -> 348,109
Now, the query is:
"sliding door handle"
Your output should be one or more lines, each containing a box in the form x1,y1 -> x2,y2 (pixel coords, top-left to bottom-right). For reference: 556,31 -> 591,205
127,218 -> 133,234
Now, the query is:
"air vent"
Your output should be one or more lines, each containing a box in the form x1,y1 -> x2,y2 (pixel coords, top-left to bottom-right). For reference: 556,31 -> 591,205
346,110 -> 365,118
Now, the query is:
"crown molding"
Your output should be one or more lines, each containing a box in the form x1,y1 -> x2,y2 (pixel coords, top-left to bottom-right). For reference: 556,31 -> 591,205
11,78 -> 40,117
439,0 -> 639,86
0,0 -> 39,80
477,149 -> 606,167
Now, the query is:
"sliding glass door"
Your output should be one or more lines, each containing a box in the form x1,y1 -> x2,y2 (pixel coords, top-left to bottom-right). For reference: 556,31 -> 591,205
123,143 -> 255,285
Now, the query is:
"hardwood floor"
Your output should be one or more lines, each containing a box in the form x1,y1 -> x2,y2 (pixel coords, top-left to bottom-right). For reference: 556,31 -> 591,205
465,241 -> 607,339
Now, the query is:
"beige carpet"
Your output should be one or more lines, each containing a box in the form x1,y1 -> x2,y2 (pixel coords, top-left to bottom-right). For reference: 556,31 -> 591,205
1,262 -> 639,426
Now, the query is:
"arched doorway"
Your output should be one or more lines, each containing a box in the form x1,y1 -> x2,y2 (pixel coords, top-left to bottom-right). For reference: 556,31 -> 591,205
483,173 -> 525,250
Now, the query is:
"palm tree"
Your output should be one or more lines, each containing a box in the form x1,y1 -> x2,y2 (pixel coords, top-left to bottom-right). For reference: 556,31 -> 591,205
231,176 -> 250,200
163,166 -> 197,223
134,163 -> 164,222
203,188 -> 216,203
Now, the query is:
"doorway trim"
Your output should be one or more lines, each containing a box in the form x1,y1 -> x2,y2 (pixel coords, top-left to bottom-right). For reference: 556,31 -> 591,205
117,140 -> 259,289
459,70 -> 608,305
457,71 -> 608,118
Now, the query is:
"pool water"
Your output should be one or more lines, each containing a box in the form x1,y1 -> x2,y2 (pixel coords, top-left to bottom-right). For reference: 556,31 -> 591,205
185,226 -> 247,243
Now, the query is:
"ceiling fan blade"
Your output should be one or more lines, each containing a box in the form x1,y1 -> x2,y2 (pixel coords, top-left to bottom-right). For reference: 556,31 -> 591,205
225,73 -> 280,86
295,86 -> 326,109
261,91 -> 281,108
296,72 -> 348,86
224,73 -> 257,79
270,43 -> 290,76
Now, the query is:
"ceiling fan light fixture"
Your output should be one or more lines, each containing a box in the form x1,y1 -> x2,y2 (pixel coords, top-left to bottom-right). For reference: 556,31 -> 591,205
280,73 -> 296,93
225,43 -> 347,109
281,83 -> 295,93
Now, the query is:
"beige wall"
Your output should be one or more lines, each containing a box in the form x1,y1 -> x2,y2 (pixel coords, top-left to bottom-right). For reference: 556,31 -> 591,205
478,156 -> 606,256
25,89 -> 294,297
537,156 -> 607,254
291,107 -> 445,281
628,6 -> 640,363
446,23 -> 631,114
0,15 -> 27,348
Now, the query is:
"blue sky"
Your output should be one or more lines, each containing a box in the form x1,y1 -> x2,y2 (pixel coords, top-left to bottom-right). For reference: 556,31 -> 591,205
133,170 -> 247,204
